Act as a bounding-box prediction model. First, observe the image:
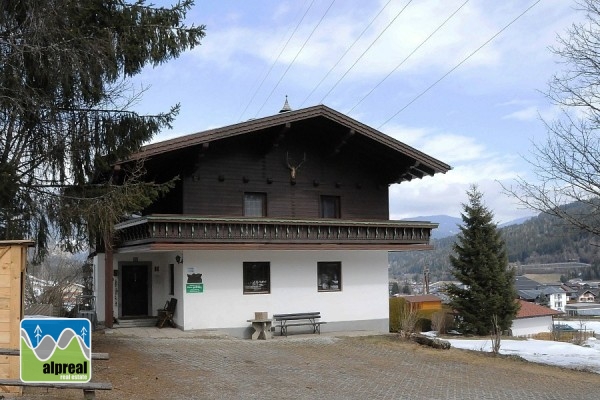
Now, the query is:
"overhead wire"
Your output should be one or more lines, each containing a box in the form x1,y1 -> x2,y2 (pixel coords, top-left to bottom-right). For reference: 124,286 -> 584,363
236,0 -> 315,122
319,0 -> 414,104
255,0 -> 337,117
347,0 -> 470,115
299,0 -> 394,108
377,0 -> 542,130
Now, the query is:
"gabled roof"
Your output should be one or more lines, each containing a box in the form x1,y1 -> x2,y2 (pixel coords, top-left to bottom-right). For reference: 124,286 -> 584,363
123,105 -> 450,182
516,300 -> 562,319
400,294 -> 442,303
514,276 -> 541,290
540,286 -> 566,295
560,284 -> 576,293
576,288 -> 599,297
517,289 -> 540,301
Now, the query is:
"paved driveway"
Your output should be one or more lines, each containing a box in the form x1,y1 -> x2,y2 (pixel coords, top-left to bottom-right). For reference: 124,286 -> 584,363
20,328 -> 600,399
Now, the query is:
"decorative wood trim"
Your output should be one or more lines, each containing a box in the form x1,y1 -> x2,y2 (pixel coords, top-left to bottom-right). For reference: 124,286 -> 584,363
114,215 -> 437,251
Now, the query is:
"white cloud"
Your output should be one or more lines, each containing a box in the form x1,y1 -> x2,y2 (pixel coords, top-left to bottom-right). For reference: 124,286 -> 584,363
502,104 -> 561,123
502,106 -> 540,121
384,122 -> 534,222
190,1 -> 547,84
389,175 -> 535,224
384,124 -> 490,164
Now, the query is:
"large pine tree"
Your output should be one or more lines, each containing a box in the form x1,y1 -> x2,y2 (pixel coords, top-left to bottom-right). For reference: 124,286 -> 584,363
0,1 -> 205,257
447,186 -> 519,335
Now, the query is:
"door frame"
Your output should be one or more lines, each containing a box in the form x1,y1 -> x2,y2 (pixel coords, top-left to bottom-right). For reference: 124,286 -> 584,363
117,261 -> 152,318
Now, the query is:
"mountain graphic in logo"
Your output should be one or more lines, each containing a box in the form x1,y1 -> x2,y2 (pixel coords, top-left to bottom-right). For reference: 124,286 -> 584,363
20,318 -> 91,383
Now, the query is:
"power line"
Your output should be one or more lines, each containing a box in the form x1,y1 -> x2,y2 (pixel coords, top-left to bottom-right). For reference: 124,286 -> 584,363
236,0 -> 314,122
348,0 -> 469,115
255,0 -> 337,117
378,0 -> 542,130
319,0 -> 414,104
299,0 -> 394,108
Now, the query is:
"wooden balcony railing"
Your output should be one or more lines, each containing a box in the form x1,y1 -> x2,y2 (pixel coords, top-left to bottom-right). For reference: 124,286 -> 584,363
114,215 -> 438,250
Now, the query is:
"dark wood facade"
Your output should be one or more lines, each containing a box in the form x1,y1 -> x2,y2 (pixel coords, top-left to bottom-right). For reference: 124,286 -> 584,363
114,106 -> 451,251
181,129 -> 389,219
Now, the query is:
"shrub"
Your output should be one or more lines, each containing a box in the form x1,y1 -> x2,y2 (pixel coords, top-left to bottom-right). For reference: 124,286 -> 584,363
389,298 -> 440,334
417,317 -> 432,332
389,297 -> 407,332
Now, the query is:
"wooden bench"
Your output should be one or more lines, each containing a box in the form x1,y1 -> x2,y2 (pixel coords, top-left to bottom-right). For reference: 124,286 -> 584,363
0,348 -> 112,399
0,348 -> 109,360
0,379 -> 112,399
273,312 -> 326,336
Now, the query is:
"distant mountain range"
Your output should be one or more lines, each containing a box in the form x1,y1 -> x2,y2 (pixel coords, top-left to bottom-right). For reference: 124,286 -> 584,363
402,215 -> 462,239
402,215 -> 533,239
392,209 -> 599,282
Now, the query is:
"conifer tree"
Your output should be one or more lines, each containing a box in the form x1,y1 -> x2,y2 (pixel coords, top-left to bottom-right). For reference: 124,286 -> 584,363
447,186 -> 519,335
0,1 -> 205,257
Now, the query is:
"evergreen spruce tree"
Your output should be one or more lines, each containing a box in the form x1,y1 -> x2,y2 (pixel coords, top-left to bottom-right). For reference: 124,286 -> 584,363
0,1 -> 205,257
447,186 -> 519,335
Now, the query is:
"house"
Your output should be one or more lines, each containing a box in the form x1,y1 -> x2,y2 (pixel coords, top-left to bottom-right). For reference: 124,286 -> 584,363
517,287 -> 567,312
515,276 -> 567,312
26,274 -> 84,314
511,300 -> 562,337
93,103 -> 451,338
541,286 -> 567,311
575,289 -> 599,303
560,283 -> 578,302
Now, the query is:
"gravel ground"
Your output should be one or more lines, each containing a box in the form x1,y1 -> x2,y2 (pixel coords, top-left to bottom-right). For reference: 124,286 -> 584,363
17,328 -> 600,400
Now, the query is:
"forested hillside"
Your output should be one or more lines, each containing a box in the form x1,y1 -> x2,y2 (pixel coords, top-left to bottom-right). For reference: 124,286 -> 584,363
390,206 -> 600,282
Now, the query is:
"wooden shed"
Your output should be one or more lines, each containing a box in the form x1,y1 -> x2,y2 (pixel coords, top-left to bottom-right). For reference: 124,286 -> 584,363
400,294 -> 443,312
0,240 -> 34,396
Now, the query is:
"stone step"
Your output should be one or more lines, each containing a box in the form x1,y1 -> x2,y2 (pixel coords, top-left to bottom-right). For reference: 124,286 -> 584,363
114,317 -> 157,328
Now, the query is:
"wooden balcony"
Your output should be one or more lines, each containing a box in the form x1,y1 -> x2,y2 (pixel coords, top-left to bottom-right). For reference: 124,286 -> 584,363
113,215 -> 438,252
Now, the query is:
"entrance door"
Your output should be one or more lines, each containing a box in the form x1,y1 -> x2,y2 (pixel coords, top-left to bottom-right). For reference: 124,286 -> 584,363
121,265 -> 149,317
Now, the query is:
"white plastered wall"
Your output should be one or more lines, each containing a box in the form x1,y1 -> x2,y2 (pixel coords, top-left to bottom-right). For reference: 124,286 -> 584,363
179,249 -> 389,332
95,249 -> 389,334
511,316 -> 554,337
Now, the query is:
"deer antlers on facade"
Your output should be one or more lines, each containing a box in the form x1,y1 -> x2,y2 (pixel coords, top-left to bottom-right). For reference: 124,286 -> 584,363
286,152 -> 306,182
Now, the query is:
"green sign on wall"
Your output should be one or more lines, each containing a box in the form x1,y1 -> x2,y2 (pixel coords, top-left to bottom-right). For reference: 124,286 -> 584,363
186,283 -> 204,293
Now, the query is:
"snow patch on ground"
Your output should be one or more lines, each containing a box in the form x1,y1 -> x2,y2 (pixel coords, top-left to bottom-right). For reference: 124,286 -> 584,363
432,321 -> 600,374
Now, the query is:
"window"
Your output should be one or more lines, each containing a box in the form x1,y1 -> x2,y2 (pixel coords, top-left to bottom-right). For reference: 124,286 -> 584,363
243,262 -> 270,294
320,195 -> 340,218
244,192 -> 266,217
554,301 -> 562,308
318,262 -> 341,291
169,264 -> 175,295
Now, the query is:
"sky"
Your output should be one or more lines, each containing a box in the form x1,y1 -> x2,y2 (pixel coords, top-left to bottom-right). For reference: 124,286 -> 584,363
131,0 -> 584,224
442,320 -> 600,374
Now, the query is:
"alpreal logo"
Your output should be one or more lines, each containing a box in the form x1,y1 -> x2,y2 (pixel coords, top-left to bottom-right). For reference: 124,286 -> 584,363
20,318 -> 92,383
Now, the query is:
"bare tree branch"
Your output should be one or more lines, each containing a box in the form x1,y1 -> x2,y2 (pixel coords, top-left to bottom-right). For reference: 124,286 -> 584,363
505,0 -> 600,237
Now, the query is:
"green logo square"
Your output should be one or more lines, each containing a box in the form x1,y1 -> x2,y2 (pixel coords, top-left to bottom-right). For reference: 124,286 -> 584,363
20,318 -> 92,383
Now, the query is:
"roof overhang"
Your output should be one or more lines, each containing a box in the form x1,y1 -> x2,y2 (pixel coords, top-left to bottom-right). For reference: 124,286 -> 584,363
120,105 -> 451,183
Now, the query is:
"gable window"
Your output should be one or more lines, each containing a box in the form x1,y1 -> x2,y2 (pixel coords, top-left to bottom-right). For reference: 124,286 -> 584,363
244,192 -> 266,217
318,262 -> 341,291
243,262 -> 270,294
320,195 -> 340,218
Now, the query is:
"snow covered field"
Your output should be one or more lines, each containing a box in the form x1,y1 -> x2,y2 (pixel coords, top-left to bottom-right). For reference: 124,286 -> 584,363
441,321 -> 600,374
